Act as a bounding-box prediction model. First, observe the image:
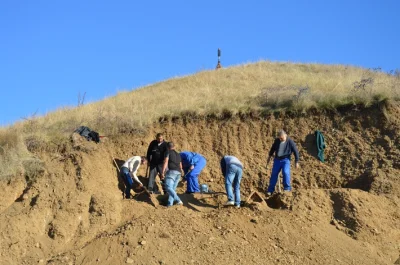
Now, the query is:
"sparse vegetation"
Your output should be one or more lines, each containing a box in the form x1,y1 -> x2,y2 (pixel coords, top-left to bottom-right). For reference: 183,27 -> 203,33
0,129 -> 29,179
1,61 -> 399,178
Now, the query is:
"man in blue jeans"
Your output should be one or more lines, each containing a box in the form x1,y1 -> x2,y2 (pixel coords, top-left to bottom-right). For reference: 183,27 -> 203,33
220,155 -> 243,208
266,130 -> 300,196
161,142 -> 183,207
120,156 -> 147,199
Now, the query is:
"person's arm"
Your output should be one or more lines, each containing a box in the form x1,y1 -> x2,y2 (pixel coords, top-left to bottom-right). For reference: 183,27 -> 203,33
290,139 -> 300,168
161,150 -> 170,179
161,156 -> 169,179
188,153 -> 197,170
180,153 -> 189,172
179,161 -> 183,176
220,157 -> 226,176
179,162 -> 187,181
146,141 -> 153,162
130,160 -> 143,186
267,139 -> 277,166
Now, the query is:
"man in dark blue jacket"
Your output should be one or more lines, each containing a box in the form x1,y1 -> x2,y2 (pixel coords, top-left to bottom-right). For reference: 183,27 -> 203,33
266,130 -> 299,195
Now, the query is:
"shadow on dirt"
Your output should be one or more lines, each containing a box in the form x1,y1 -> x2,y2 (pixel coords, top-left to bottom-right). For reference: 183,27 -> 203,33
175,193 -> 219,211
265,193 -> 293,210
344,172 -> 373,191
302,133 -> 319,160
112,158 -> 126,197
329,191 -> 360,238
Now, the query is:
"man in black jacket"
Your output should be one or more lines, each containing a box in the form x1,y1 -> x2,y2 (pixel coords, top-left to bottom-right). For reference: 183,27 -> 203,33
146,133 -> 168,193
266,130 -> 299,195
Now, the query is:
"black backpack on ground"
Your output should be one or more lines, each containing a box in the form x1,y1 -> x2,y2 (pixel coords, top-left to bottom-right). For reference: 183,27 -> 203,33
74,126 -> 100,143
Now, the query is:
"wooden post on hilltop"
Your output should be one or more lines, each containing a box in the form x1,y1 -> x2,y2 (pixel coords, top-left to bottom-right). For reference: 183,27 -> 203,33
216,48 -> 222,69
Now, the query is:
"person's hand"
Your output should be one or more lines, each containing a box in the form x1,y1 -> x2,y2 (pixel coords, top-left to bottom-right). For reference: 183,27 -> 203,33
190,165 -> 194,171
295,162 -> 300,169
138,183 -> 143,188
160,174 -> 165,180
266,159 -> 271,169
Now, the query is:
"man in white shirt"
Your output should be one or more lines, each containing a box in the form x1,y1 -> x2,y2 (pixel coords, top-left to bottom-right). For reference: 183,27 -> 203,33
121,156 -> 147,199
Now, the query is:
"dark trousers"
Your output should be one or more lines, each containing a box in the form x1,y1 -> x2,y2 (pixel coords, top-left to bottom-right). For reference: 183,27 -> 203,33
148,164 -> 163,192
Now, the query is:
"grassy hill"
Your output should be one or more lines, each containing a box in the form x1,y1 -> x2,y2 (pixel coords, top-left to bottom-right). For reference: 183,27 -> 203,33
1,61 -> 400,264
1,61 -> 399,178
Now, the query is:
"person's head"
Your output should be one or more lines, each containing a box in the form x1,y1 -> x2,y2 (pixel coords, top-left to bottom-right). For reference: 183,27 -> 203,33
140,156 -> 147,165
167,142 -> 175,150
278,130 -> 287,142
156,133 -> 164,143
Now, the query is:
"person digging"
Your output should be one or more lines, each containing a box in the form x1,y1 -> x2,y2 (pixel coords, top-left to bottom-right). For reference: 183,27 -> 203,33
266,130 -> 299,196
120,156 -> 147,199
180,151 -> 207,193
221,155 -> 243,208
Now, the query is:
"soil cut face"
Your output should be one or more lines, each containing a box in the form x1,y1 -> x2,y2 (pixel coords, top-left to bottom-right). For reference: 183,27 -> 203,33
1,103 -> 400,265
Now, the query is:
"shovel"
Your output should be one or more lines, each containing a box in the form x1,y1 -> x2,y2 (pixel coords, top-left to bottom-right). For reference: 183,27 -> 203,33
278,173 -> 282,193
144,165 -> 160,207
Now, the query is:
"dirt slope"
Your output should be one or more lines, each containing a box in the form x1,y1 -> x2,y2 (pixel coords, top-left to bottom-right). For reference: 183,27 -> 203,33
1,102 -> 400,265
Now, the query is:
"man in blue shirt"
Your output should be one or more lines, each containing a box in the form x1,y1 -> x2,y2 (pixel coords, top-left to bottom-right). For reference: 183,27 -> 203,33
266,130 -> 300,195
220,155 -> 243,208
180,151 -> 207,193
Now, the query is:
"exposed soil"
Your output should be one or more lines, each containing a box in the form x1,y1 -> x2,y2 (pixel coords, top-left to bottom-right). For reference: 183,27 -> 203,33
1,102 -> 400,265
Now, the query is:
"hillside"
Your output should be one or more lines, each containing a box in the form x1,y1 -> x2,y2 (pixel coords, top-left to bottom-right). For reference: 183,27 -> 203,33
0,62 -> 400,264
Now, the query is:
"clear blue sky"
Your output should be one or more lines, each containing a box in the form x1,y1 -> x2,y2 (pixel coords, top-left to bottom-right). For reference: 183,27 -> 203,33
1,1 -> 399,126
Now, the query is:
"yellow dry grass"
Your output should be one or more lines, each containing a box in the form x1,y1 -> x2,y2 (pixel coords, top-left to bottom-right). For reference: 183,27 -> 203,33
14,62 -> 400,135
0,129 -> 29,178
1,61 -> 399,178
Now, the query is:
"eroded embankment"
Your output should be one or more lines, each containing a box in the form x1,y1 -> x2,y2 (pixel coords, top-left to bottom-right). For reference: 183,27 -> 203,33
0,103 -> 399,264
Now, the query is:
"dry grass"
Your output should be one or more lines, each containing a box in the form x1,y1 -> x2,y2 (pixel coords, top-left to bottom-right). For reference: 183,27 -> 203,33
14,61 -> 400,135
1,61 -> 399,178
0,129 -> 29,179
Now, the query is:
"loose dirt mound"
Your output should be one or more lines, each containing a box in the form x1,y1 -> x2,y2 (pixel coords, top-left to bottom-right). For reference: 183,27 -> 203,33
1,103 -> 400,264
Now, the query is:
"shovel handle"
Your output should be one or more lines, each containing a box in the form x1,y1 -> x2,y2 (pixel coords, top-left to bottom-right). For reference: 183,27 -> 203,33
112,157 -> 120,173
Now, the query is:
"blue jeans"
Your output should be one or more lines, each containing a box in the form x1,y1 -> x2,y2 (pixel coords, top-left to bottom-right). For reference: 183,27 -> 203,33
121,167 -> 134,199
224,164 -> 243,206
164,170 -> 182,206
267,158 -> 291,193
